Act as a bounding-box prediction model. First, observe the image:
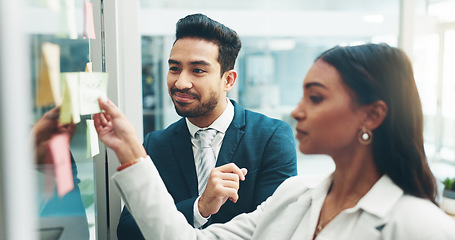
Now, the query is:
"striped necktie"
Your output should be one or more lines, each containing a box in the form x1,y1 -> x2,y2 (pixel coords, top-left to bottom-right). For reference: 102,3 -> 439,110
196,128 -> 217,194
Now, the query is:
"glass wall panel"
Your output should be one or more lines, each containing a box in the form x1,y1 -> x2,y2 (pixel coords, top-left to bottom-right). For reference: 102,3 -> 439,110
31,36 -> 94,240
26,2 -> 97,239
415,0 -> 455,181
440,30 -> 455,163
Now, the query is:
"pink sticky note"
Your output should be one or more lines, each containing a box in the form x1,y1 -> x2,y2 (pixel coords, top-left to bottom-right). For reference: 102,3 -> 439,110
83,0 -> 96,39
48,133 -> 74,197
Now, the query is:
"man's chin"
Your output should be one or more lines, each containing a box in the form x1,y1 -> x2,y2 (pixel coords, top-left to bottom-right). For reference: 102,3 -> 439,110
174,104 -> 195,117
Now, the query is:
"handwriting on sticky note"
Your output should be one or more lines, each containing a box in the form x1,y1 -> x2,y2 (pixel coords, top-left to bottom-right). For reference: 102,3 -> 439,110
47,133 -> 74,197
59,72 -> 108,123
79,72 -> 108,115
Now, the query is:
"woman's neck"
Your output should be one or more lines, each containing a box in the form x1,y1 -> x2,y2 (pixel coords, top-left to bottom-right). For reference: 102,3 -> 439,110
329,148 -> 381,205
313,147 -> 382,239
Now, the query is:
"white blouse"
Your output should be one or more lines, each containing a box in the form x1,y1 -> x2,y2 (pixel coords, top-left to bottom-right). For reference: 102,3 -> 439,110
113,157 -> 455,240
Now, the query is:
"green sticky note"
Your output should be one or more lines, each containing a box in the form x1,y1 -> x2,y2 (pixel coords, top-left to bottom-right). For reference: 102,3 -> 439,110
86,119 -> 100,158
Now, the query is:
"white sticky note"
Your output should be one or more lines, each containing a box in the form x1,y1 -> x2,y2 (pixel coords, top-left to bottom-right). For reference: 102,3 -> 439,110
58,0 -> 78,39
36,0 -> 60,11
79,72 -> 108,115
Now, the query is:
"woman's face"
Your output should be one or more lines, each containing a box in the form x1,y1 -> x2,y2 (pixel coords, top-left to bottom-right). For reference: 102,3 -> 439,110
291,59 -> 365,157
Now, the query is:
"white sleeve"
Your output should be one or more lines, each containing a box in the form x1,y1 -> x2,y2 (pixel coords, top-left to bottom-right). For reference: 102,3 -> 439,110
112,156 -> 259,240
193,196 -> 209,228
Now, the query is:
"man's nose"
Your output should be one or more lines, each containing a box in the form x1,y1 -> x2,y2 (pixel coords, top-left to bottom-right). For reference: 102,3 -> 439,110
174,71 -> 192,90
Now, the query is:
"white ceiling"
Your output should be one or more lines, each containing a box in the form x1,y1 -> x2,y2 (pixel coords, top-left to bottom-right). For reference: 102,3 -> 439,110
141,0 -> 400,13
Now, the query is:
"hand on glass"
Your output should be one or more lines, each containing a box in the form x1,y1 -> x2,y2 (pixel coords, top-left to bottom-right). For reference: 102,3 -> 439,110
32,106 -> 76,165
93,97 -> 146,164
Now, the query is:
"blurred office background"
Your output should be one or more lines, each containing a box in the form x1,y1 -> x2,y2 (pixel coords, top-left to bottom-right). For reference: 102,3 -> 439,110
1,0 -> 454,239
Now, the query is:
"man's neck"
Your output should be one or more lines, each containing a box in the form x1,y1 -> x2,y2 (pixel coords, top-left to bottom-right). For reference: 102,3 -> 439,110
188,98 -> 229,128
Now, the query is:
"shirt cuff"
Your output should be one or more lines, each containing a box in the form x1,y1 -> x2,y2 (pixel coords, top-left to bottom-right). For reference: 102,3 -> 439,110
117,156 -> 145,171
193,196 -> 210,228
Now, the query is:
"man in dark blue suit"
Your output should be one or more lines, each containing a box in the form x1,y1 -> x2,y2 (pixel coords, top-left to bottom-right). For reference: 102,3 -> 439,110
117,13 -> 297,239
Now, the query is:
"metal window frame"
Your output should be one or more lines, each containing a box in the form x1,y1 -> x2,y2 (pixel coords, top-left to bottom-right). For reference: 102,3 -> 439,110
91,0 -> 143,239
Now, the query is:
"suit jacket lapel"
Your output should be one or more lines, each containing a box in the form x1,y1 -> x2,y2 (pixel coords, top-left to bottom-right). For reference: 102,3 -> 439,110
171,119 -> 198,196
216,100 -> 245,167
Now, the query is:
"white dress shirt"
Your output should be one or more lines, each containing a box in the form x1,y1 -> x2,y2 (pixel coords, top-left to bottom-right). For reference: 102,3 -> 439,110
186,98 -> 234,227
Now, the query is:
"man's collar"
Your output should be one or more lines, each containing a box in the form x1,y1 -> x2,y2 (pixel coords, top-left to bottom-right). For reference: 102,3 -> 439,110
186,98 -> 234,137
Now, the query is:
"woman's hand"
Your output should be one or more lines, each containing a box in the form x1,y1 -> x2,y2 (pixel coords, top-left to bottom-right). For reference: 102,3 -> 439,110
93,97 -> 146,164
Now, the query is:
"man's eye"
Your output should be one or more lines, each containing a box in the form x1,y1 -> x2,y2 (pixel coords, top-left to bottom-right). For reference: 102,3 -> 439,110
193,69 -> 206,74
169,66 -> 179,72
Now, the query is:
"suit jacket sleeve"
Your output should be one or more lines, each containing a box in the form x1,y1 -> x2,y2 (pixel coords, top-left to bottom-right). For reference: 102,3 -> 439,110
117,197 -> 197,239
252,121 -> 297,205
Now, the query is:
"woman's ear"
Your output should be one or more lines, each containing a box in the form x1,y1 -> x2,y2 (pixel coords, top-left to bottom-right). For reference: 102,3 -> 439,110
363,100 -> 388,130
223,70 -> 237,91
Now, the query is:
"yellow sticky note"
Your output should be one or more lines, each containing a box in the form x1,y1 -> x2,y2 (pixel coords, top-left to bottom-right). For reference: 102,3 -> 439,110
86,119 -> 100,158
59,73 -> 80,124
79,72 -> 108,115
85,62 -> 93,72
36,42 -> 61,107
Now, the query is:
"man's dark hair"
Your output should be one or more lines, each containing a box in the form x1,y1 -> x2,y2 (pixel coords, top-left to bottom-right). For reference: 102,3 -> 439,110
175,13 -> 242,75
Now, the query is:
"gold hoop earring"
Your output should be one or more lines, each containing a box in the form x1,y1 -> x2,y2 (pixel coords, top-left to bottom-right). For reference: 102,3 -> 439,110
358,127 -> 373,145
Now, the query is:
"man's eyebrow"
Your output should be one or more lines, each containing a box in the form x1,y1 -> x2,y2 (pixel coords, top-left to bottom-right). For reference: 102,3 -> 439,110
168,59 -> 211,66
168,59 -> 180,65
304,82 -> 327,89
190,60 -> 210,66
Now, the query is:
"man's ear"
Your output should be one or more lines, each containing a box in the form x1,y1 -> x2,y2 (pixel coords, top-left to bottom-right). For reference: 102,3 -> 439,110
362,100 -> 388,130
223,70 -> 237,91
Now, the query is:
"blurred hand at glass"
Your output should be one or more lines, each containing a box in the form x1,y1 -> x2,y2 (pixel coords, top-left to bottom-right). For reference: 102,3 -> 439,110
32,106 -> 76,165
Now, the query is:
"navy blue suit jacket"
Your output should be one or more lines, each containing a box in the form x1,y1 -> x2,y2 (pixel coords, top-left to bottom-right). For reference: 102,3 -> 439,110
117,100 -> 297,239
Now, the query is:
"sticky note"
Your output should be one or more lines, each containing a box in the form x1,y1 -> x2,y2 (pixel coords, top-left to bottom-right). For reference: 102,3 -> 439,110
84,0 -> 96,39
36,42 -> 61,107
85,62 -> 93,72
86,119 -> 100,158
36,0 -> 61,11
42,154 -> 56,200
47,133 -> 74,197
59,73 -> 81,124
79,72 -> 108,115
59,72 -> 108,123
58,0 -> 78,39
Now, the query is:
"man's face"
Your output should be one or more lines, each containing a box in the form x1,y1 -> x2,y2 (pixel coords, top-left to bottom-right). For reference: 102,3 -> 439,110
167,38 -> 226,119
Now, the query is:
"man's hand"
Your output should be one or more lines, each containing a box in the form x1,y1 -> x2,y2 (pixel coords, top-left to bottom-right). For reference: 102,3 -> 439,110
198,163 -> 248,218
32,106 -> 76,164
93,97 -> 146,164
